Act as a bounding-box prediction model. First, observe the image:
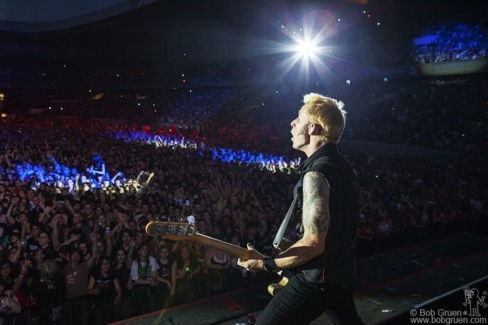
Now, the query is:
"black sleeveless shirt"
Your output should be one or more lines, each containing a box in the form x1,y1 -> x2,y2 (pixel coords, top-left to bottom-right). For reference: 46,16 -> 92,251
294,143 -> 359,284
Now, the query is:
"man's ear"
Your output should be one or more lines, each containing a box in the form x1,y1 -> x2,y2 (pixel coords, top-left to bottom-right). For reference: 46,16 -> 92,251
309,124 -> 321,135
307,123 -> 314,135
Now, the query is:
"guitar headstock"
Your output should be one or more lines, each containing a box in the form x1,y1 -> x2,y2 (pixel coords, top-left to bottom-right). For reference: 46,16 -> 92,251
145,221 -> 197,240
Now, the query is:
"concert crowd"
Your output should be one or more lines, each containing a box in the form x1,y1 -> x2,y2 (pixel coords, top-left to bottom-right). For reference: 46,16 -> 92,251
0,91 -> 486,323
411,23 -> 488,64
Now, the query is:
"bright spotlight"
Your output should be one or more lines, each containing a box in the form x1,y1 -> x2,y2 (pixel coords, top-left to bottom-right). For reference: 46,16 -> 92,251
261,9 -> 340,85
294,39 -> 318,58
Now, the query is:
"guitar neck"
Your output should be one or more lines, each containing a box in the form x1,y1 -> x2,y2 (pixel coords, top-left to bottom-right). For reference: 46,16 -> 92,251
191,233 -> 252,260
145,221 -> 251,260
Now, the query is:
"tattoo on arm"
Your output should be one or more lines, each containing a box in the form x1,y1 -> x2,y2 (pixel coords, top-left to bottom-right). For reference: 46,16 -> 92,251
302,171 -> 330,235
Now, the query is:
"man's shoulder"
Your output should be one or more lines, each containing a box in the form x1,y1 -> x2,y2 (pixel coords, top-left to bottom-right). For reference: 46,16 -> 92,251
309,153 -> 356,181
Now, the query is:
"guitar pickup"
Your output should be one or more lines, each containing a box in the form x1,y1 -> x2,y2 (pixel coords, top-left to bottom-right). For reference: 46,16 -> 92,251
177,224 -> 195,236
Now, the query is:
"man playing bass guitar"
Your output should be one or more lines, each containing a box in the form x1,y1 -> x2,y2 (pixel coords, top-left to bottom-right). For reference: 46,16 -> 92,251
238,93 -> 365,325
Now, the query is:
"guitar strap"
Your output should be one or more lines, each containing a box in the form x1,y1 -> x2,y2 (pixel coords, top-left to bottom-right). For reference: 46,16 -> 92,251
273,195 -> 298,249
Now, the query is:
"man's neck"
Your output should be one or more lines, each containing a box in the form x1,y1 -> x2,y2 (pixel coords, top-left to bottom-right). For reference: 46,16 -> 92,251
302,141 -> 327,157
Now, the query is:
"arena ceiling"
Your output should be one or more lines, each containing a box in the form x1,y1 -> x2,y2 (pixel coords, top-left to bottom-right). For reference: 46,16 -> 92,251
1,0 -> 130,23
0,0 -> 486,69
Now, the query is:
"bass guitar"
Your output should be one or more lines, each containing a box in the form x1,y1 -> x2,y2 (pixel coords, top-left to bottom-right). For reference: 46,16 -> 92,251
145,221 -> 287,296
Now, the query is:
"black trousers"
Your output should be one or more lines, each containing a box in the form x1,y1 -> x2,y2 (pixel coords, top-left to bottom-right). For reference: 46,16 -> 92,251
256,274 -> 364,325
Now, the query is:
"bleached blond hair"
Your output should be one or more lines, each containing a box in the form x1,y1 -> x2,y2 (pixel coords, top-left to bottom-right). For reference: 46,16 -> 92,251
303,93 -> 346,144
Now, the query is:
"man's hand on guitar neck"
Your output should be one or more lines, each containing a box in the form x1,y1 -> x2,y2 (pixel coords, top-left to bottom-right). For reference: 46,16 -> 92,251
237,243 -> 265,272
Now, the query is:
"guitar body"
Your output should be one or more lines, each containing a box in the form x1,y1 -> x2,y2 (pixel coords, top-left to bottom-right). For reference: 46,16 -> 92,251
268,274 -> 289,296
266,239 -> 295,296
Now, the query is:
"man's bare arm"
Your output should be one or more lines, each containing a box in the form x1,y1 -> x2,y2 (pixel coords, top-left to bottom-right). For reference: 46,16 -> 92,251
302,171 -> 330,237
